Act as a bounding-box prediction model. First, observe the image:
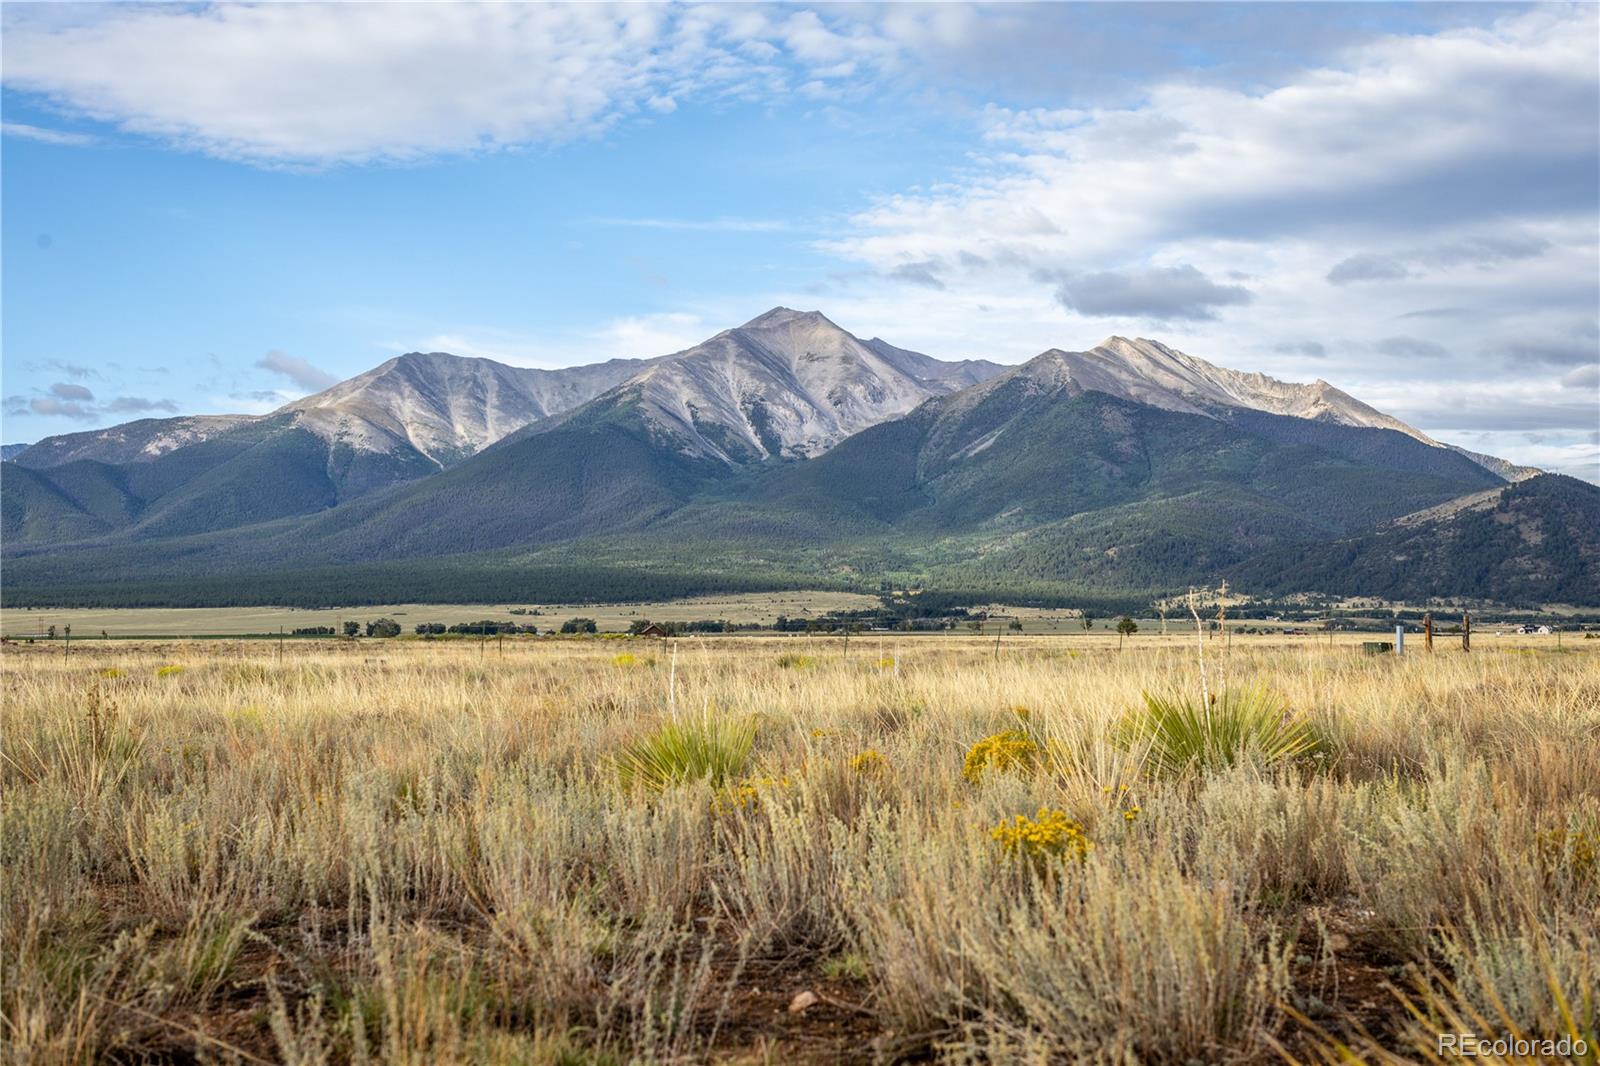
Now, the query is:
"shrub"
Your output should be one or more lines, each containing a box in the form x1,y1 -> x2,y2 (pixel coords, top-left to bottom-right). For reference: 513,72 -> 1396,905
711,774 -> 792,814
850,749 -> 889,777
991,807 -> 1092,871
962,729 -> 1039,784
613,716 -> 757,792
1123,685 -> 1317,776
1536,826 -> 1597,884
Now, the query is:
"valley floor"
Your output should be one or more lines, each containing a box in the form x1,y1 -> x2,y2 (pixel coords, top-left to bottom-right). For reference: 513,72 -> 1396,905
3,635 -> 1596,1063
0,591 -> 882,638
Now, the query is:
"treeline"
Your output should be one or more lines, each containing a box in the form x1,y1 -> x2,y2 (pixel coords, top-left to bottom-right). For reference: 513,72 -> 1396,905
627,619 -> 757,635
0,560 -> 831,609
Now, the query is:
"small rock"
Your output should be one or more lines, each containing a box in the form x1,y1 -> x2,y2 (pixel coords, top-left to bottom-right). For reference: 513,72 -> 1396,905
788,990 -> 819,1014
1326,932 -> 1351,952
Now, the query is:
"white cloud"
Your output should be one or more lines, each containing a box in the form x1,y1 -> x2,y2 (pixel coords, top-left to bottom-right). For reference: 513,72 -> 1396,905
256,350 -> 338,391
593,312 -> 710,359
1,5 -> 669,165
1,121 -> 95,146
402,311 -> 714,369
0,3 -> 908,166
807,6 -> 1598,468
48,382 -> 95,401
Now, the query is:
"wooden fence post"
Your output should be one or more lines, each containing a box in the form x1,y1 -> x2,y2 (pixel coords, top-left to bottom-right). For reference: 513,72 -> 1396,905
1424,612 -> 1433,652
1462,612 -> 1471,652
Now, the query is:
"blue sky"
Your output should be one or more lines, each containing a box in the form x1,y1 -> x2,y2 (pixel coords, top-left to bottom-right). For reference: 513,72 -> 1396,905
3,2 -> 1596,478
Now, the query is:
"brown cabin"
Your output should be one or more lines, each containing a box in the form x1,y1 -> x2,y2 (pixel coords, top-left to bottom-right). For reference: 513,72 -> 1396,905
636,623 -> 669,638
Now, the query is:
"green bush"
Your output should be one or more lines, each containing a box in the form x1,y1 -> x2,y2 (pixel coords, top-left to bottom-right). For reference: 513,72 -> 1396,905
613,715 -> 757,792
1122,685 -> 1317,776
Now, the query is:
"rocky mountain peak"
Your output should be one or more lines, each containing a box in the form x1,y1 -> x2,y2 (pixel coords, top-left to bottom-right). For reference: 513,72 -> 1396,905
738,307 -> 836,331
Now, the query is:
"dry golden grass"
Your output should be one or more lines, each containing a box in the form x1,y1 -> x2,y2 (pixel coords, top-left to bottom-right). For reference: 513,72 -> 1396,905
2,633 -> 1596,1064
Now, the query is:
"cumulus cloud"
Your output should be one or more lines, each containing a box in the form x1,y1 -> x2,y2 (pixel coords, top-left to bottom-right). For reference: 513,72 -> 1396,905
255,350 -> 337,391
1328,254 -> 1410,285
801,5 -> 1597,477
106,396 -> 180,414
48,382 -> 94,401
4,384 -> 183,422
5,4 -> 1463,169
26,397 -> 97,420
888,261 -> 946,290
1050,265 -> 1251,321
1560,364 -> 1599,391
406,311 -> 715,368
0,4 -> 912,166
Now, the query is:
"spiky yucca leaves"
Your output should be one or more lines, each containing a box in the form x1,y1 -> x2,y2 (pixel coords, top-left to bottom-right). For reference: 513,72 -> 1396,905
1124,685 -> 1318,776
613,715 -> 757,792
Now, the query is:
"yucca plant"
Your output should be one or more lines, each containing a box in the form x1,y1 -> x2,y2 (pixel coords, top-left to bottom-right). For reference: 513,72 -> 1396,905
613,714 -> 757,792
1122,685 -> 1317,776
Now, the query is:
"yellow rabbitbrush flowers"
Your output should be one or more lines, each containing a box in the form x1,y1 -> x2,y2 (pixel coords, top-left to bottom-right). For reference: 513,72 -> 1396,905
1536,826 -> 1597,883
991,807 -> 1092,870
712,774 -> 792,814
850,749 -> 889,776
962,729 -> 1039,784
612,653 -> 654,667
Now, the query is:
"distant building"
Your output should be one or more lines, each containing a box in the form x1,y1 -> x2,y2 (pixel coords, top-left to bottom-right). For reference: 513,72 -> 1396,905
635,622 -> 669,638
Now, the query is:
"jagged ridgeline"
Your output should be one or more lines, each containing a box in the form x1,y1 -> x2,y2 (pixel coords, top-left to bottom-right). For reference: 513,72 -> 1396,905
4,310 -> 1594,607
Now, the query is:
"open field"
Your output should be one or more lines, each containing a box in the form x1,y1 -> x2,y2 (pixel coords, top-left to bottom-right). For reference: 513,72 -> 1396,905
0,592 -> 882,638
5,594 -> 1589,642
3,633 -> 1597,1064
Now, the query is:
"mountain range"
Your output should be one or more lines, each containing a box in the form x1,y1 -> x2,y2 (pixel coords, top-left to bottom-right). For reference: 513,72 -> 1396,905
4,309 -> 1595,608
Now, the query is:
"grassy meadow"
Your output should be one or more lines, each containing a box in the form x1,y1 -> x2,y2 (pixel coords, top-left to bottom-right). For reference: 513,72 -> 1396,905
2,631 -> 1596,1064
0,592 -> 883,639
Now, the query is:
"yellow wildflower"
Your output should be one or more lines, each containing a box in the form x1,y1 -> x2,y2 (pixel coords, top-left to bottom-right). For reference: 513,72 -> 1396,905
991,807 -> 1092,869
962,729 -> 1039,784
712,774 -> 792,815
850,749 -> 889,776
1537,826 -> 1597,881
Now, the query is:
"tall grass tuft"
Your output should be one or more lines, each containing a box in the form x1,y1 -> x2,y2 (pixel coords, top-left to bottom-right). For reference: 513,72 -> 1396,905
1123,684 -> 1318,776
612,714 -> 757,792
